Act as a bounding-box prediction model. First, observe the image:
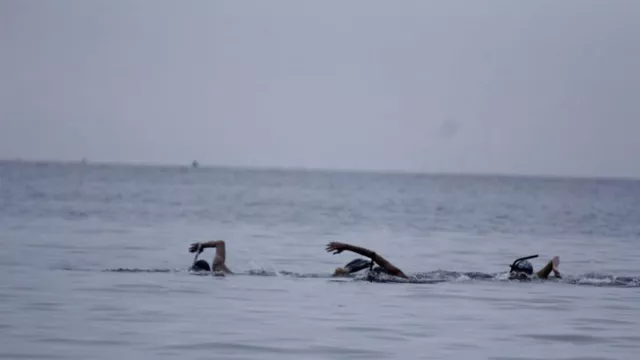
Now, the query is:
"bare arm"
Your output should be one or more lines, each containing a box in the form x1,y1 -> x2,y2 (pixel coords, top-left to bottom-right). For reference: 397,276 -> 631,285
189,240 -> 231,274
326,242 -> 408,278
536,256 -> 561,280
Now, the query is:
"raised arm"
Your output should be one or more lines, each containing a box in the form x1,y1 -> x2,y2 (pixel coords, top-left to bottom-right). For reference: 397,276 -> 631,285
536,256 -> 561,280
326,242 -> 407,279
189,240 -> 231,274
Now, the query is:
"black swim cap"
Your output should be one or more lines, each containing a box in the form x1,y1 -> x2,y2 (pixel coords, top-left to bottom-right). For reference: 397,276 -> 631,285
191,259 -> 211,272
511,260 -> 533,275
344,258 -> 372,274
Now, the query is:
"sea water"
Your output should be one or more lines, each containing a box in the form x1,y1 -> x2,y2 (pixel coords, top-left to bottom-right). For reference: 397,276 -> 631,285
1,161 -> 639,359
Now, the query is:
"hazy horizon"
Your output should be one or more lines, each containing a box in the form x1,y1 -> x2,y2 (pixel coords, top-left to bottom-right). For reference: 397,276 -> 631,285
4,157 -> 640,182
2,1 -> 639,178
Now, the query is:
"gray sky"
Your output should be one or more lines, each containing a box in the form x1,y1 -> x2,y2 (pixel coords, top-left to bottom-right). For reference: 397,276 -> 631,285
1,1 -> 639,177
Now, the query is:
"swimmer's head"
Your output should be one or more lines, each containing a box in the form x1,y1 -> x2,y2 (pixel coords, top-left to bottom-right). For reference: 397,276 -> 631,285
191,259 -> 211,272
509,259 -> 533,280
333,259 -> 373,277
333,267 -> 349,277
512,259 -> 533,275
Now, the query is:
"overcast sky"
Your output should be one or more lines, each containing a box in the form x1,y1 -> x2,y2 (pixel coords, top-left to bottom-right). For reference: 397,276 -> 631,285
1,1 -> 639,177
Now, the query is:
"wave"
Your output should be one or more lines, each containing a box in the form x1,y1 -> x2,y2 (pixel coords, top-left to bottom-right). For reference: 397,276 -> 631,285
379,270 -> 640,287
63,267 -> 640,287
102,268 -> 180,273
562,273 -> 640,287
240,269 -> 640,287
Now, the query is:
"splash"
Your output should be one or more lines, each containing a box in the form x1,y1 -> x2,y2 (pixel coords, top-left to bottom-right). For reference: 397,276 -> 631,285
563,273 -> 640,287
59,266 -> 640,287
240,268 -> 640,287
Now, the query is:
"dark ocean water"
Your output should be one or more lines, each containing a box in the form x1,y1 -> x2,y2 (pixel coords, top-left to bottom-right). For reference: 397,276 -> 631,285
1,161 -> 639,359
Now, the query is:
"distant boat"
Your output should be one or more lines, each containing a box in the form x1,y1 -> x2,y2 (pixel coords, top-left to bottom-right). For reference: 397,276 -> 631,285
191,160 -> 199,168
81,158 -> 88,165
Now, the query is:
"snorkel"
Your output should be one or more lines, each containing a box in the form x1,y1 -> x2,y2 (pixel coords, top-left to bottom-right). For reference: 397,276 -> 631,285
190,243 -> 212,272
509,254 -> 538,279
510,254 -> 538,272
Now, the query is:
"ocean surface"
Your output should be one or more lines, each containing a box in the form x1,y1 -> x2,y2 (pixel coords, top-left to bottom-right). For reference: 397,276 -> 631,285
1,161 -> 639,360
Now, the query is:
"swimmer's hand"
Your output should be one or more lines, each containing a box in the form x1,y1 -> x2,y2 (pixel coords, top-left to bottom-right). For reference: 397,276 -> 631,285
326,242 -> 348,254
552,256 -> 561,278
189,242 -> 203,254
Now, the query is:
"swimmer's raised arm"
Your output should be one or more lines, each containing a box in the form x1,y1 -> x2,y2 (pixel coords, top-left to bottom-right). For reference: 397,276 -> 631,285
536,256 -> 561,280
189,240 -> 231,274
190,240 -> 226,252
326,242 -> 408,279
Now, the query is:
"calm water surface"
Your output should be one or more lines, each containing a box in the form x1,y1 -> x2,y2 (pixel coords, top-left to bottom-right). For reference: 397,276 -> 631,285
1,162 -> 639,359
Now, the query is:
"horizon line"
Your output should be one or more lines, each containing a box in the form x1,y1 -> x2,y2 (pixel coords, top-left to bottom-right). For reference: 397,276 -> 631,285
2,157 -> 639,182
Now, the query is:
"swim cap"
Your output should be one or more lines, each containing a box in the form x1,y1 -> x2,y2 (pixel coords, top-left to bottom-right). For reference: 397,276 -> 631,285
512,259 -> 533,275
344,258 -> 372,274
191,259 -> 211,272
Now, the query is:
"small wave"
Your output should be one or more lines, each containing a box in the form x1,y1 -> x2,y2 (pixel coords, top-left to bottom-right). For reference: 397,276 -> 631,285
358,273 -> 448,284
243,269 -> 331,278
66,210 -> 89,219
244,269 -> 278,276
357,270 -> 493,284
63,266 -> 640,287
563,273 -> 640,287
102,268 -> 180,273
353,270 -> 640,287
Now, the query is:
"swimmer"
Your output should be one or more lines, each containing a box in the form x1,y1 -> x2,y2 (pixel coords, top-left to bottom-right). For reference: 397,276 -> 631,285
509,255 -> 561,280
326,242 -> 408,279
188,240 -> 232,275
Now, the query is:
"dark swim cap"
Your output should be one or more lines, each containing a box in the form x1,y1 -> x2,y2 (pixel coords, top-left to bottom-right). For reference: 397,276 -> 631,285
344,258 -> 373,274
511,259 -> 533,275
191,259 -> 211,272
